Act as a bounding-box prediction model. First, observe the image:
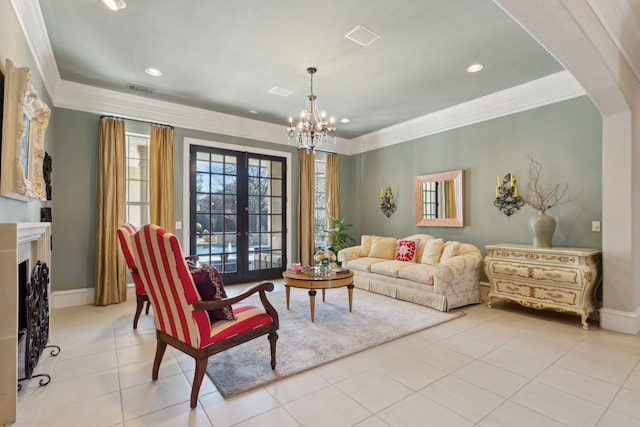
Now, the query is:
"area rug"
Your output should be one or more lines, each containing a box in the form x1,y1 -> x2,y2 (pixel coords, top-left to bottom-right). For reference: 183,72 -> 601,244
206,282 -> 464,398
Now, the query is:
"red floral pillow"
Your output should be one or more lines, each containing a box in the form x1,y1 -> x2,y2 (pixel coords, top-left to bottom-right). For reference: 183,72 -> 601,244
395,239 -> 418,262
190,264 -> 235,321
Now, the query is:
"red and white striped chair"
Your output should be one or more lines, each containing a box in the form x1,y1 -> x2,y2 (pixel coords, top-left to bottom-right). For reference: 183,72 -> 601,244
130,224 -> 279,408
117,223 -> 151,329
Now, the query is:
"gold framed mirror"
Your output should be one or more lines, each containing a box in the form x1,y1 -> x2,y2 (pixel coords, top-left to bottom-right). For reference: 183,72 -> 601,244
1,59 -> 50,201
414,169 -> 464,227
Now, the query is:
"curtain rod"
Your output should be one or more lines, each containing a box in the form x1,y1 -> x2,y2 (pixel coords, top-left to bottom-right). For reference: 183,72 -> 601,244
100,115 -> 174,129
298,147 -> 338,155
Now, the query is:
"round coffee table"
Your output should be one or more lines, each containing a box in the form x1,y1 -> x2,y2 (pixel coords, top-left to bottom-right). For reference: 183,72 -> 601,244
282,269 -> 355,322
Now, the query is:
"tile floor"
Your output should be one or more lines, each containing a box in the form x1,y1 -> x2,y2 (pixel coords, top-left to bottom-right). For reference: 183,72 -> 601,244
14,285 -> 640,427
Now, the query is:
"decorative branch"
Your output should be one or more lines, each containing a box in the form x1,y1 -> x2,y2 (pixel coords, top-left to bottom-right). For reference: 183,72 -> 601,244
519,156 -> 579,213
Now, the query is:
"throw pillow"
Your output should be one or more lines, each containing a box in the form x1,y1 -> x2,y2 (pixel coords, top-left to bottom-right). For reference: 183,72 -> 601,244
395,239 -> 418,262
421,238 -> 444,265
190,264 -> 235,321
440,241 -> 460,263
360,235 -> 373,257
369,236 -> 398,259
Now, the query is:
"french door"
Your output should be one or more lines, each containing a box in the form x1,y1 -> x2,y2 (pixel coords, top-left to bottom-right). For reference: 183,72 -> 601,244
190,145 -> 286,284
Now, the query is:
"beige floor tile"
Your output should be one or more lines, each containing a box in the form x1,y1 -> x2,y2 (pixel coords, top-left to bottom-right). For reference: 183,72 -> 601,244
36,391 -> 122,427
284,386 -> 371,427
623,365 -> 640,393
40,368 -> 120,411
377,393 -> 473,427
53,337 -> 115,361
121,373 -> 193,421
413,316 -> 480,343
536,365 -> 620,406
478,401 -> 567,427
184,368 -> 218,397
199,388 -> 280,427
608,387 -> 640,420
480,347 -> 550,378
436,334 -> 496,359
353,415 -> 390,427
233,407 -> 301,427
264,370 -> 331,405
115,340 -> 158,367
374,355 -> 448,391
555,342 -> 639,386
512,381 -> 606,427
453,360 -> 529,398
412,342 -> 474,373
52,350 -> 117,381
596,408 -> 640,426
118,354 -> 182,390
336,370 -> 413,412
420,375 -> 505,423
123,401 -> 214,427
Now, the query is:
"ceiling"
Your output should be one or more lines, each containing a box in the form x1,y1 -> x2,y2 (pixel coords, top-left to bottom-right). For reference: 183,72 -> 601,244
35,0 -> 565,141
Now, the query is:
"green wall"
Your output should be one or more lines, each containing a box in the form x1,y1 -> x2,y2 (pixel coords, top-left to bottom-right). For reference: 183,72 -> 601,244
343,96 -> 602,253
50,95 -> 601,293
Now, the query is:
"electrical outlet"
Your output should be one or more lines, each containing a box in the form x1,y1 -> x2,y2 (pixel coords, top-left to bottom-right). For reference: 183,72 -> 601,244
176,221 -> 183,230
592,221 -> 600,232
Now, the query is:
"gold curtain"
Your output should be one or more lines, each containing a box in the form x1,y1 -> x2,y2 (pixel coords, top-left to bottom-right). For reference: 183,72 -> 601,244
325,153 -> 340,244
150,125 -> 176,233
297,149 -> 315,265
444,180 -> 456,218
95,117 -> 126,306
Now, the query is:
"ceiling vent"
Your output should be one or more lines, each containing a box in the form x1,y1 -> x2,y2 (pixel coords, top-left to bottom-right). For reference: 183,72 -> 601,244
268,86 -> 293,97
126,83 -> 155,94
345,25 -> 380,47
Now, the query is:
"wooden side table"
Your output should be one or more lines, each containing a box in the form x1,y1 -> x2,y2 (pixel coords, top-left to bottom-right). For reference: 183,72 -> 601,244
484,244 -> 602,329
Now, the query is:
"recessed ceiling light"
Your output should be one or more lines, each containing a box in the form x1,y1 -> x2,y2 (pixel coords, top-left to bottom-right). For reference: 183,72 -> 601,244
340,118 -> 350,124
145,68 -> 162,77
249,110 -> 258,114
466,63 -> 484,73
102,0 -> 127,11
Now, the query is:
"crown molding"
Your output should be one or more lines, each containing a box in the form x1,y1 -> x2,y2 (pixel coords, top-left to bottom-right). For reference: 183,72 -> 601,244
9,0 -> 61,99
14,0 -> 585,157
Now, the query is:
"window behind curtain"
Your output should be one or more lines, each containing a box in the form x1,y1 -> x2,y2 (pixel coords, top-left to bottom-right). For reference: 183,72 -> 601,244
125,133 -> 150,227
314,158 -> 327,250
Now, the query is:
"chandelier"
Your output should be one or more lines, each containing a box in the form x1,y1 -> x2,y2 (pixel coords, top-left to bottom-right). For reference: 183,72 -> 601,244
287,67 -> 336,151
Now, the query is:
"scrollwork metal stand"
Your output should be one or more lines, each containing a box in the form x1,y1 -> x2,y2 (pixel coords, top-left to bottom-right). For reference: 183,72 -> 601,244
494,173 -> 524,216
380,187 -> 396,218
17,261 -> 60,391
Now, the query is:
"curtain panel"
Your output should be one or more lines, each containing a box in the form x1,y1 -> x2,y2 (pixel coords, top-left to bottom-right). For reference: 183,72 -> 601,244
150,125 -> 176,233
95,118 -> 126,305
297,150 -> 315,265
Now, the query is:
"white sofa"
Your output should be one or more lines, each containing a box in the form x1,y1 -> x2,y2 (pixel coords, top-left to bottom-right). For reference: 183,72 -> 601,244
338,234 -> 482,311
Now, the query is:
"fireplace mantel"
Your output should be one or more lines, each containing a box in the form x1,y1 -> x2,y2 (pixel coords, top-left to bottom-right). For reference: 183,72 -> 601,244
0,222 -> 51,425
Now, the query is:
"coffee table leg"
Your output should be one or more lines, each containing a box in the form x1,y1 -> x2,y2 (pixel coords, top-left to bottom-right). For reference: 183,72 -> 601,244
322,289 -> 326,302
285,285 -> 291,310
308,290 -> 317,322
347,284 -> 354,312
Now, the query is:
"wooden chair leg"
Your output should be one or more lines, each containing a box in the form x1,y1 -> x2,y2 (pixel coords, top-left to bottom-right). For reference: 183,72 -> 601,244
152,338 -> 168,381
133,295 -> 146,329
190,357 -> 208,408
268,331 -> 278,370
145,300 -> 151,315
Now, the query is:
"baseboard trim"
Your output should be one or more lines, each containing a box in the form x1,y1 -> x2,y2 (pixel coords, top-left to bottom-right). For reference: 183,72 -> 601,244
599,306 -> 640,335
52,284 -> 135,309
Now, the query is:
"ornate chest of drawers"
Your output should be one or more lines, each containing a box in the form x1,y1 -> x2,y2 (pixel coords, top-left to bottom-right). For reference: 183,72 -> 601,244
484,244 -> 602,329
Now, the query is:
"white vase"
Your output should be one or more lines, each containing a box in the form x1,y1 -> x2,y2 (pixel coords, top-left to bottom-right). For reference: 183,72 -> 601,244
529,211 -> 556,247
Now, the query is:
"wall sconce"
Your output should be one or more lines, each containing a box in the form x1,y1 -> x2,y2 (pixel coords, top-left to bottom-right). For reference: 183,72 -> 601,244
494,173 -> 524,216
380,187 -> 396,217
